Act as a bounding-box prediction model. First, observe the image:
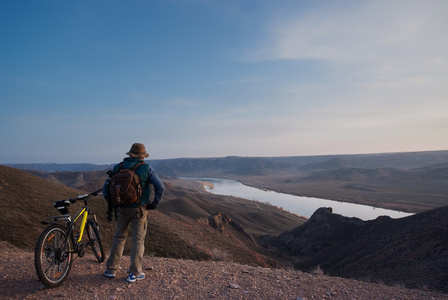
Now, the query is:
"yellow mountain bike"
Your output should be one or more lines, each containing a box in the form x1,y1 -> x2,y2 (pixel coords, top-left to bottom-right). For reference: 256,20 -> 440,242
34,189 -> 105,288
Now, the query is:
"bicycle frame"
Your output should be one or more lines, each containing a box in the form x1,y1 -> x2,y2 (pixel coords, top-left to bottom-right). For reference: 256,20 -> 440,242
35,189 -> 105,288
72,205 -> 89,243
42,190 -> 102,253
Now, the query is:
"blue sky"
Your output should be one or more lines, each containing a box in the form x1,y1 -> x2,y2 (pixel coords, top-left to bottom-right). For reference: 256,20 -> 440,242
1,0 -> 447,164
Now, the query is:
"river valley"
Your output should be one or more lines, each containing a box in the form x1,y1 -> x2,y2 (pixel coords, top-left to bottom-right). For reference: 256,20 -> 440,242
186,178 -> 414,220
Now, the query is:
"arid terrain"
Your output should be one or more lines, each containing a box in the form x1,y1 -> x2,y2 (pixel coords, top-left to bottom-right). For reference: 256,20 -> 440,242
1,242 -> 446,300
1,150 -> 448,297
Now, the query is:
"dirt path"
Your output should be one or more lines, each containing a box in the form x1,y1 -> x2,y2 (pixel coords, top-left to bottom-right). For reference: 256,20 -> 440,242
1,245 -> 447,300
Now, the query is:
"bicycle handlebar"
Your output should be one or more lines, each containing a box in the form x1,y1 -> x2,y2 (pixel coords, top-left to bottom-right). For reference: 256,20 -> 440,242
67,189 -> 103,202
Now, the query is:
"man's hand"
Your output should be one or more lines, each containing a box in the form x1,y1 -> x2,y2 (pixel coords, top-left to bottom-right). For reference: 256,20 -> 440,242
145,203 -> 157,210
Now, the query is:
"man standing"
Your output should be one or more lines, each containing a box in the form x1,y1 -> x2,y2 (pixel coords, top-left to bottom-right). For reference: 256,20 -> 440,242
103,143 -> 165,283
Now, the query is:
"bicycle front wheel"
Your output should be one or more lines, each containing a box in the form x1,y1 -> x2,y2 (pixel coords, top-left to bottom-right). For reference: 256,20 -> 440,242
34,224 -> 73,288
87,219 -> 105,262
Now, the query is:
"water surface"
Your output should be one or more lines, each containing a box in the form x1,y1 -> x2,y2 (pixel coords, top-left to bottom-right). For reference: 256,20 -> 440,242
186,177 -> 413,220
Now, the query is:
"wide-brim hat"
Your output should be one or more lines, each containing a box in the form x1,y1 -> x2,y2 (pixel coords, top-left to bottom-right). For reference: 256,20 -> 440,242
126,143 -> 149,158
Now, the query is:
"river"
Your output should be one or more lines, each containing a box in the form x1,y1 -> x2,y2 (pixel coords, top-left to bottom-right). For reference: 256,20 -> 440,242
185,177 -> 413,220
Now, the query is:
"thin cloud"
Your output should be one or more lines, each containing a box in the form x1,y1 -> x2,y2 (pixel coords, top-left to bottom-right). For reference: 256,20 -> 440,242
255,1 -> 448,67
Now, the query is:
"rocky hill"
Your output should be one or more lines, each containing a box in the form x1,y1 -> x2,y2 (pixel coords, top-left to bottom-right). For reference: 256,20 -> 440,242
265,207 -> 448,292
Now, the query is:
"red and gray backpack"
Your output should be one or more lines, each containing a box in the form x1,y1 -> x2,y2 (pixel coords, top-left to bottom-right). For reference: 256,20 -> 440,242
108,161 -> 145,206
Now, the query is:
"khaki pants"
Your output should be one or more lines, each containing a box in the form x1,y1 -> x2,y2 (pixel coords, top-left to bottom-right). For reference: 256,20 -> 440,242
106,207 -> 148,275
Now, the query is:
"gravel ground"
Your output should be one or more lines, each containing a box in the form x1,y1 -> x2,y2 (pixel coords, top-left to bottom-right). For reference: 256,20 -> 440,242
1,245 -> 447,300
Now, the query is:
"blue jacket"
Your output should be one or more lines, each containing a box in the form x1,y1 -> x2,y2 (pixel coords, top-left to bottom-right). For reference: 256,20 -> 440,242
103,157 -> 165,208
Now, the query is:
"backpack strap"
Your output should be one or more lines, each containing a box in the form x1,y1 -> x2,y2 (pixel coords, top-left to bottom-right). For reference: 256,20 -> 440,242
130,161 -> 145,171
115,161 -> 144,172
131,161 -> 145,191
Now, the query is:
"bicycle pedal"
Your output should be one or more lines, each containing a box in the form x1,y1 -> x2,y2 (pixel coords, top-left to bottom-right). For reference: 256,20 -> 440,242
77,242 -> 86,257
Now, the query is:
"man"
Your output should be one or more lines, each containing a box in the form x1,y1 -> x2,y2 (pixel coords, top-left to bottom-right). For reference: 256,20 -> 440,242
103,143 -> 165,283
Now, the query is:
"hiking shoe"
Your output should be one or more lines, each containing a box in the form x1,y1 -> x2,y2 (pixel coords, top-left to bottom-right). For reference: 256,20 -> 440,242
104,270 -> 116,279
126,273 -> 145,283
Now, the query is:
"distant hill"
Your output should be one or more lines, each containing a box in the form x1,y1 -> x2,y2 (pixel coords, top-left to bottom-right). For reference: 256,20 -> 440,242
300,157 -> 351,170
149,150 -> 448,176
5,150 -> 448,173
26,169 -> 108,192
5,149 -> 448,214
265,206 -> 448,292
4,163 -> 111,172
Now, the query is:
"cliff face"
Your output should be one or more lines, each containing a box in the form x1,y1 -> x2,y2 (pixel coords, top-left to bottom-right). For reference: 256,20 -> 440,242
266,206 -> 448,292
197,212 -> 258,245
270,207 -> 364,256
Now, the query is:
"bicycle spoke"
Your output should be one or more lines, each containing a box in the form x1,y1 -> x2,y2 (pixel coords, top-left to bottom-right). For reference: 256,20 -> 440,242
35,225 -> 72,287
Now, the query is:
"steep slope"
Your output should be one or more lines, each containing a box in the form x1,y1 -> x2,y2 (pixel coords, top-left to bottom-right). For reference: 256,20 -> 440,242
0,166 -> 82,249
266,207 -> 448,292
320,206 -> 448,292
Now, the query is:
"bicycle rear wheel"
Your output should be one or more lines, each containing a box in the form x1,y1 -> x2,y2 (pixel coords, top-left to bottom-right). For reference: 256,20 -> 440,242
87,219 -> 105,262
34,224 -> 73,288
